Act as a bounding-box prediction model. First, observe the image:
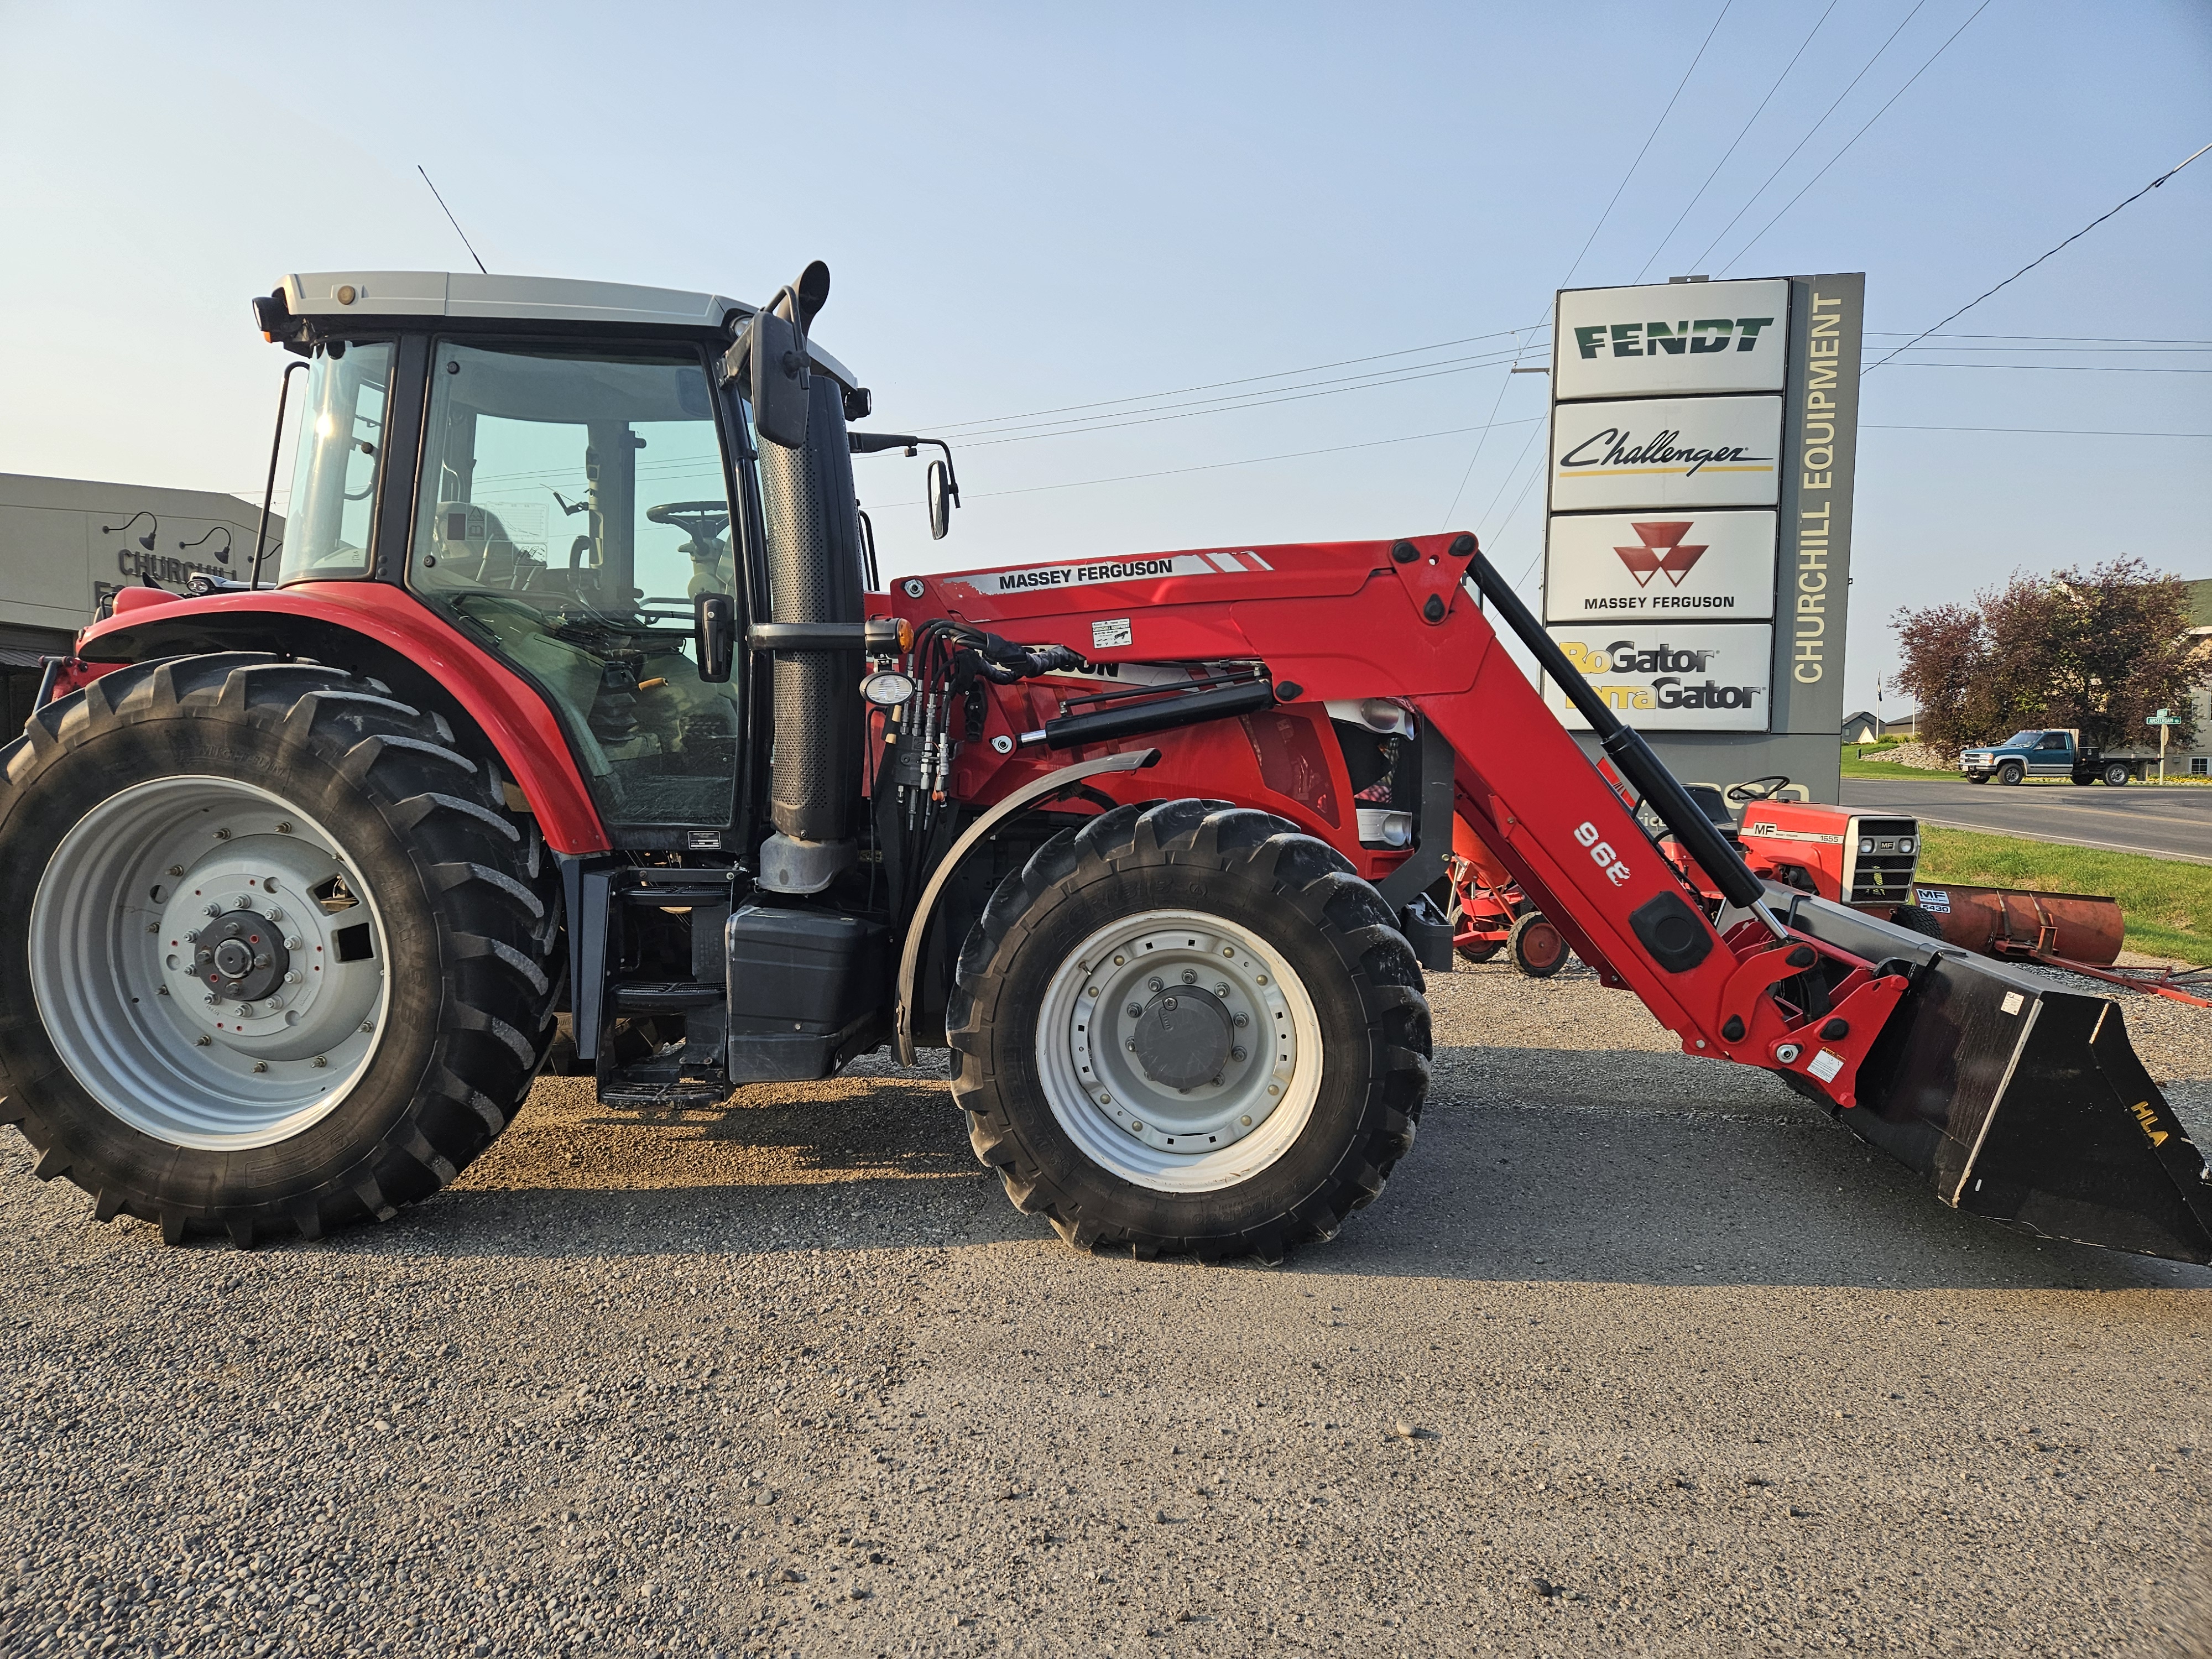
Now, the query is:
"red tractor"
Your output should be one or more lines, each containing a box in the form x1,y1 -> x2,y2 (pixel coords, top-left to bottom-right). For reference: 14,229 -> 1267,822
2,264 -> 2204,1265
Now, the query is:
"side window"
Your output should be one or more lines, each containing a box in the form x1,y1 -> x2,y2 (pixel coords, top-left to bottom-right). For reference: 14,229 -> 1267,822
2039,734 -> 2067,750
409,341 -> 745,836
277,341 -> 392,583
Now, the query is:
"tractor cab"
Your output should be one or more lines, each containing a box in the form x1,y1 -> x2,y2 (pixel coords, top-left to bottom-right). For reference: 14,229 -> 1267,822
1645,776 -> 1928,923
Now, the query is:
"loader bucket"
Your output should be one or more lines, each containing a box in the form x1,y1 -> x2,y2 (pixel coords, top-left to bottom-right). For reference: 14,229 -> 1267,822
1780,894 -> 2212,1262
1911,881 -> 2126,966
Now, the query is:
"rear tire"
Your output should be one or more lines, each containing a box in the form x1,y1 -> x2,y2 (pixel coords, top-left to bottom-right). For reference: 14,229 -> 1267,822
946,801 -> 1431,1262
1890,904 -> 1947,940
2103,763 -> 2130,787
1506,911 -> 1570,978
1455,940 -> 1503,964
0,654 -> 561,1246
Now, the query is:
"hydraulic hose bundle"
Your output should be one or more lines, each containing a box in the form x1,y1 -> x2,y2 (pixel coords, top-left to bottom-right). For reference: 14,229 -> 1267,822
874,620 -> 1089,925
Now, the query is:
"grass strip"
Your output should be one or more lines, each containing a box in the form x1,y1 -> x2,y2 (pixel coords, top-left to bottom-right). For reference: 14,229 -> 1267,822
1915,825 -> 2212,966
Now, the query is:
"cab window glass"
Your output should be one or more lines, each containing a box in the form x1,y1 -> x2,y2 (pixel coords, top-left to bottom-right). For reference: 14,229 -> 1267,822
277,341 -> 392,583
409,341 -> 743,834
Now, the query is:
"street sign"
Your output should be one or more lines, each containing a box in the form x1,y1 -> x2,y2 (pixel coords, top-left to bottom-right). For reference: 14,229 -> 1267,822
2147,709 -> 2184,724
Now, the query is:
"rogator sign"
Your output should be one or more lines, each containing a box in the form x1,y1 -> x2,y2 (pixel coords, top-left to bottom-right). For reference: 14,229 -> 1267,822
1542,510 -> 1776,621
1553,279 -> 1789,400
1548,394 -> 1781,512
1543,624 -> 1775,733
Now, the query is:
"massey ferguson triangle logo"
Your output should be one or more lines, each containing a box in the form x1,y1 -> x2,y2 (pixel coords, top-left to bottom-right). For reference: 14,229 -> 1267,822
1612,521 -> 1707,588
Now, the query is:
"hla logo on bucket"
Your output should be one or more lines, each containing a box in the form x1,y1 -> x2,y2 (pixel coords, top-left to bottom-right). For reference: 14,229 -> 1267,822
1546,623 -> 1773,732
1554,278 -> 1790,400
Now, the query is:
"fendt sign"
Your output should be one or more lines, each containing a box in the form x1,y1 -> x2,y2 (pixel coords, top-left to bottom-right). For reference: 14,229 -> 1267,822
1541,273 -> 1864,791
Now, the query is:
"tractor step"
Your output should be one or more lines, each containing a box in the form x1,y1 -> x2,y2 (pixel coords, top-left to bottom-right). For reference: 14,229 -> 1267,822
611,979 -> 725,1014
598,1040 -> 730,1109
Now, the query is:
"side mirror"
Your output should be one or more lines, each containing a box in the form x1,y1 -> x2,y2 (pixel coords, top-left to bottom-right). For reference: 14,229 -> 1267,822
926,458 -> 958,541
694,592 -> 737,682
746,309 -> 810,450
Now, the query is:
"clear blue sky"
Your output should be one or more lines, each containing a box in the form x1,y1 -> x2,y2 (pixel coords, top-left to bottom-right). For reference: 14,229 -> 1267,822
3,1 -> 2206,716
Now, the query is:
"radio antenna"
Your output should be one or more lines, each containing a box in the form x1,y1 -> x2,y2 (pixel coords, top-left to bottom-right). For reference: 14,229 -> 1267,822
417,165 -> 488,274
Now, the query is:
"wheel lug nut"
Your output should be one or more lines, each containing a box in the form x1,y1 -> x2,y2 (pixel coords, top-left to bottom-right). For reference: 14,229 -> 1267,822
1231,1047 -> 1246,1062
202,994 -> 217,1006
204,904 -> 221,917
231,895 -> 252,911
1232,1013 -> 1249,1027
1126,1039 -> 1138,1051
284,936 -> 302,950
184,930 -> 199,943
252,1062 -> 268,1073
1126,1004 -> 1142,1019
1147,977 -> 1163,992
253,954 -> 270,969
284,971 -> 301,985
166,864 -> 186,877
1214,983 -> 1228,997
195,1034 -> 211,1046
1180,969 -> 1197,984
311,1056 -> 327,1069
264,907 -> 284,924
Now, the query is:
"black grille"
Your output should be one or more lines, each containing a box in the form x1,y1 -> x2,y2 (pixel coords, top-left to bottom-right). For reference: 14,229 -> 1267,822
1849,816 -> 1918,905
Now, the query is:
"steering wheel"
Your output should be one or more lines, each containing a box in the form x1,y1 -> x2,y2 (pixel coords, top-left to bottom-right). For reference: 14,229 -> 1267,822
647,500 -> 731,550
1726,774 -> 1792,804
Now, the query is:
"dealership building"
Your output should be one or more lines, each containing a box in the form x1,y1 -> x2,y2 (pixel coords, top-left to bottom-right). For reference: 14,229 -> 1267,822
0,473 -> 278,731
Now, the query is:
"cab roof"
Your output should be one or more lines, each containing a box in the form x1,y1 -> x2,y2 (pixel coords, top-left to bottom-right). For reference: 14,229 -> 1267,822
273,270 -> 857,385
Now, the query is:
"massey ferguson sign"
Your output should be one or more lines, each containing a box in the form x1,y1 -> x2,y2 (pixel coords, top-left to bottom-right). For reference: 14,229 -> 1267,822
1542,510 -> 1776,621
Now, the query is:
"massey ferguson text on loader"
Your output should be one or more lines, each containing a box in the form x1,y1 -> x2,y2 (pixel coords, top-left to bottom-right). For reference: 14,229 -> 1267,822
2,264 -> 2206,1264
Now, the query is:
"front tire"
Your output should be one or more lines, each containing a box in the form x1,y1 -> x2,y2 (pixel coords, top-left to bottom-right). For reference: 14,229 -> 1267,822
0,654 -> 561,1246
946,801 -> 1431,1262
1996,762 -> 2025,786
1506,911 -> 1571,978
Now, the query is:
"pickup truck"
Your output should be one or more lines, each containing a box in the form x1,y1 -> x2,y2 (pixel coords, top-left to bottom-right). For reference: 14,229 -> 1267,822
1958,728 -> 2138,786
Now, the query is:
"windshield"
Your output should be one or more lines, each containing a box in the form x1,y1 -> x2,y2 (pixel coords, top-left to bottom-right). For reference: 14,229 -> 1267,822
276,341 -> 392,583
2000,731 -> 2045,748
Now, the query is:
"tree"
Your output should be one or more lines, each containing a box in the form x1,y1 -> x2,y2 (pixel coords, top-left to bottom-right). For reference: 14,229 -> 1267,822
1892,557 -> 2206,760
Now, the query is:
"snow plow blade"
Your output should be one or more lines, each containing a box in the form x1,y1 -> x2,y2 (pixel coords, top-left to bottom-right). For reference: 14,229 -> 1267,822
1910,881 -> 2126,966
1775,892 -> 2212,1262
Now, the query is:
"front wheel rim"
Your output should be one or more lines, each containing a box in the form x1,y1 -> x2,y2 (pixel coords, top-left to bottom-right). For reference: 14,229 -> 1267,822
29,776 -> 392,1151
1035,908 -> 1323,1194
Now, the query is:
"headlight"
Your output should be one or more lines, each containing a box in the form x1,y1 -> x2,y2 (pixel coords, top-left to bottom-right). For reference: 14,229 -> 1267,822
1859,837 -> 1875,854
1900,837 -> 1915,853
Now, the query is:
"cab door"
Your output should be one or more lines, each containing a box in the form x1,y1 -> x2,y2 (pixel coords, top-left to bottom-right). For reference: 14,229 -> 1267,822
404,338 -> 751,850
2031,732 -> 2072,777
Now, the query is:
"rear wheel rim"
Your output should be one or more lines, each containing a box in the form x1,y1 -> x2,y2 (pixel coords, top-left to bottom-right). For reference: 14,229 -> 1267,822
1035,907 -> 1322,1194
29,776 -> 392,1151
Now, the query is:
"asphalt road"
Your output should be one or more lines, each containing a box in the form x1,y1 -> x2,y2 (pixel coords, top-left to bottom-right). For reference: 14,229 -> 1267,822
1843,774 -> 2212,863
4,964 -> 2210,1657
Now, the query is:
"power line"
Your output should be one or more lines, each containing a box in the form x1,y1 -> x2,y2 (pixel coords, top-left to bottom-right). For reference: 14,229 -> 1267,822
1721,0 -> 1995,273
961,352 -> 1542,449
1685,1 -> 1927,274
915,326 -> 1542,434
1558,0 -> 1735,292
1873,362 -> 2212,373
872,416 -> 1549,505
1865,331 -> 2212,344
1862,423 -> 2211,436
1441,0 -> 1730,531
953,342 -> 1541,444
1864,139 -> 2212,373
1634,0 -> 1839,283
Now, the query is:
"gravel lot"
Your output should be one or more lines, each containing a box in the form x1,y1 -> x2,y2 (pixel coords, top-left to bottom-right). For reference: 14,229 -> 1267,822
3,962 -> 2208,1658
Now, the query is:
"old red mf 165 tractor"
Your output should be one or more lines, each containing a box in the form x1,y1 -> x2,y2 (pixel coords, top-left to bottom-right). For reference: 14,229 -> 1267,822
3,264 -> 2206,1264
